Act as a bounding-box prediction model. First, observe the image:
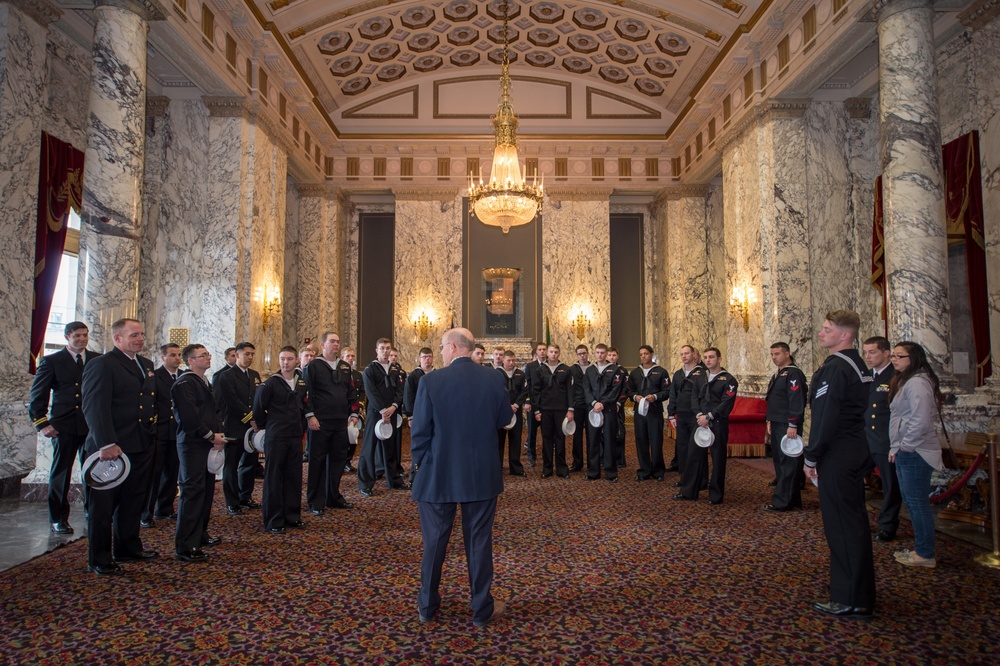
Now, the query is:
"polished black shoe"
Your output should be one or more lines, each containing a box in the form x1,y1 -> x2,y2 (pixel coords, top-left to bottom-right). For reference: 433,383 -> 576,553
330,499 -> 354,510
767,478 -> 778,487
287,520 -> 305,528
812,601 -> 873,619
672,494 -> 693,501
570,465 -> 584,472
359,488 -> 374,498
606,476 -> 618,483
88,562 -> 124,576
240,499 -> 261,510
707,499 -> 722,506
540,473 -> 553,479
418,611 -> 435,623
390,481 -> 411,491
309,506 -> 325,515
526,457 -> 536,467
115,550 -> 159,562
872,530 -> 896,542
154,513 -> 178,521
267,527 -> 286,535
586,476 -> 600,481
176,549 -> 209,563
635,475 -> 649,481
201,535 -> 222,547
50,522 -> 74,535
763,503 -> 790,512
673,481 -> 682,487
226,505 -> 243,515
557,473 -> 570,479
510,471 -> 527,477
140,518 -> 155,529
654,476 -> 665,482
664,464 -> 679,472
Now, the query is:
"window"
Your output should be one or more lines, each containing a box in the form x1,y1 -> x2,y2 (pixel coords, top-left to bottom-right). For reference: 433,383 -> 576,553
44,210 -> 81,353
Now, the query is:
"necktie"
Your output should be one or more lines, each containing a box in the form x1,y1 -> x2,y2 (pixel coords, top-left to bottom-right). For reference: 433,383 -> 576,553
76,354 -> 83,370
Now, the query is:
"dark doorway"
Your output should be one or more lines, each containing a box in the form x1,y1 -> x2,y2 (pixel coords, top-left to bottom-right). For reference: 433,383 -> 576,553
358,212 -> 395,361
610,213 -> 645,369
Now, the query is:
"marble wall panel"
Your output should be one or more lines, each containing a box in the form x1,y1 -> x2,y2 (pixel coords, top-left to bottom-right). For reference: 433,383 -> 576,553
660,193 -> 711,366
283,179 -> 300,349
44,27 -> 89,148
541,193 -> 611,352
705,180 -> 727,353
394,196 -> 463,369
847,99 -> 883,346
295,193 -> 324,347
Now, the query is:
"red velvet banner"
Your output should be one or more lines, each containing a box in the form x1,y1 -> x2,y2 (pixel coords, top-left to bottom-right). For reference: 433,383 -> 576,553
870,175 -> 888,336
31,133 -> 85,373
943,131 -> 990,386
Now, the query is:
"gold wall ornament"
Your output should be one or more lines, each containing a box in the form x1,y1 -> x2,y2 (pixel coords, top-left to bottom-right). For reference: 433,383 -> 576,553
729,283 -> 756,332
255,285 -> 282,331
413,311 -> 432,341
573,310 -> 591,341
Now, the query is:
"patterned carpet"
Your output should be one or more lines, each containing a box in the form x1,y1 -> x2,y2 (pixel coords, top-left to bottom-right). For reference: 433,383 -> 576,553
2,437 -> 999,664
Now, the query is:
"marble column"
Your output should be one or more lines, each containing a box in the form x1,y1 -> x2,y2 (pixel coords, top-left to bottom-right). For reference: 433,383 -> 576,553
0,0 -> 59,492
393,189 -> 463,368
295,184 -> 342,346
656,188 -> 710,358
877,0 -> 952,373
76,1 -> 164,348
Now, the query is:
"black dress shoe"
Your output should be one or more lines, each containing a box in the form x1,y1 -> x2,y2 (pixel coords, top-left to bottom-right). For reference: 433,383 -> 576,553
586,476 -> 600,481
50,522 -> 74,535
140,518 -> 155,529
570,465 -> 583,472
541,472 -> 553,478
330,499 -> 354,510
654,476 -> 665,482
226,505 -> 243,515
510,471 -> 526,477
115,550 -> 159,562
557,473 -> 570,479
664,464 -> 679,472
672,494 -> 693,501
176,549 -> 209,563
606,476 -> 618,483
267,527 -> 286,535
88,562 -> 124,576
153,512 -> 178,521
201,535 -> 222,547
673,481 -> 682,487
812,601 -> 873,619
240,499 -> 261,510
359,488 -> 374,498
310,506 -> 325,515
287,520 -> 305,528
763,503 -> 790,512
872,530 -> 896,542
390,481 -> 411,491
635,475 -> 649,481
707,499 -> 722,506
344,464 -> 356,473
767,479 -> 778,487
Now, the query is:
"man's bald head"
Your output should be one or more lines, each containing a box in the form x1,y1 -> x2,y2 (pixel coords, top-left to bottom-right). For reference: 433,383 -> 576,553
441,327 -> 475,364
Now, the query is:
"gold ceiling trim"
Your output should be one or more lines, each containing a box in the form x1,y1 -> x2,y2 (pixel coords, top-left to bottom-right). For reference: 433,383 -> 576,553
342,85 -> 419,119
586,88 -> 661,120
434,76 -> 571,120
287,0 -> 390,40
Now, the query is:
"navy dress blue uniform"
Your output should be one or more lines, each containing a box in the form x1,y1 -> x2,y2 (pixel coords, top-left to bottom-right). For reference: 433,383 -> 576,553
583,363 -> 625,480
171,372 -> 222,554
765,364 -> 808,509
143,366 -> 181,522
568,362 -> 592,470
804,350 -> 876,612
866,364 -> 901,538
685,369 -> 739,502
215,366 -> 262,508
627,364 -> 671,480
29,348 -> 99,524
612,365 -> 629,467
302,357 -> 360,509
359,360 -> 406,492
80,348 -> 157,567
253,373 -> 308,530
668,362 -> 705,484
522,359 -> 542,465
410,356 -> 511,624
530,362 -> 575,478
496,367 -> 528,475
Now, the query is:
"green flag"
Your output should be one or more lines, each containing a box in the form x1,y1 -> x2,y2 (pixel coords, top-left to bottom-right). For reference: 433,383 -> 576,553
545,312 -> 551,346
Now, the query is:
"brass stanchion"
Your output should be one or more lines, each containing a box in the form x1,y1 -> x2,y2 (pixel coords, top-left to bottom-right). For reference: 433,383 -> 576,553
974,433 -> 1000,568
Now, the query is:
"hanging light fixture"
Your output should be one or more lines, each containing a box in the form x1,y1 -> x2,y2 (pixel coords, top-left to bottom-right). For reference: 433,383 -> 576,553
483,267 -> 521,315
468,0 -> 543,234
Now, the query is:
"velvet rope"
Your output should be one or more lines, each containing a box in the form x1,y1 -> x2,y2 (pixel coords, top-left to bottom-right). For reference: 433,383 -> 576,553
929,451 -> 986,504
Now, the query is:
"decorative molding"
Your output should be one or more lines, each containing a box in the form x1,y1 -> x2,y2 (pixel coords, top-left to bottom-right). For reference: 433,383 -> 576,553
434,76 -> 572,119
867,0 -> 932,23
544,186 -> 615,202
297,183 -> 338,197
95,0 -> 168,22
7,0 -> 62,26
145,95 -> 169,117
391,187 -> 460,202
844,97 -> 873,119
656,185 -> 710,202
342,86 -> 419,120
958,0 -> 1000,30
718,99 -> 811,150
586,88 -> 662,120
203,96 -> 252,118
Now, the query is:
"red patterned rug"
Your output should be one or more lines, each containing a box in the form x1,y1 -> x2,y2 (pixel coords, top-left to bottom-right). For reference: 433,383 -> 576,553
2,439 -> 998,664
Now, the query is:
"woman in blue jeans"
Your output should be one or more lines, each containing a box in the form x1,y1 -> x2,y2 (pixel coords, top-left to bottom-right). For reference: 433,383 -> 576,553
888,341 -> 945,568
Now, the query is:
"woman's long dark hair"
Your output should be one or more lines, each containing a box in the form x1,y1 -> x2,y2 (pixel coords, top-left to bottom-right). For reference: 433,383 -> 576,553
888,340 -> 943,408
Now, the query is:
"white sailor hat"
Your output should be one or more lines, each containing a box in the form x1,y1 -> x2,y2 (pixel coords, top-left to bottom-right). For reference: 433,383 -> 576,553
207,448 -> 225,475
780,435 -> 804,457
83,451 -> 131,491
250,430 -> 266,454
588,409 -> 604,428
347,422 -> 360,443
693,426 -> 715,448
504,414 -> 518,430
396,413 -> 403,428
375,420 -> 393,441
562,417 -> 576,436
637,397 -> 649,417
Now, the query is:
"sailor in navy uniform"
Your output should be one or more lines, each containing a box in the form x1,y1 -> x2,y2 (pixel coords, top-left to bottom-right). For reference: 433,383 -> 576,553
497,350 -> 528,476
627,345 -> 671,481
681,348 -> 738,504
582,344 -> 624,481
763,342 -> 808,511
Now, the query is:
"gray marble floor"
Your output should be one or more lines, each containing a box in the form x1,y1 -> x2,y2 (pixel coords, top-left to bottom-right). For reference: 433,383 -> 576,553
0,497 -> 85,572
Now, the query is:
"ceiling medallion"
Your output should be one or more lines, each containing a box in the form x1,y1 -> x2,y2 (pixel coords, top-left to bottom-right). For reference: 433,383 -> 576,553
468,0 -> 544,235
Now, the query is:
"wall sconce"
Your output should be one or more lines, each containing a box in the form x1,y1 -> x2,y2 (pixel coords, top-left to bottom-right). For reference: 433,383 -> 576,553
255,285 -> 281,331
413,311 -> 432,341
573,310 -> 591,340
729,284 -> 756,332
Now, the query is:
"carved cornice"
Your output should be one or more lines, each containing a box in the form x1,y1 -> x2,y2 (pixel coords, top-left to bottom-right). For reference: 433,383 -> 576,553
251,103 -> 297,155
544,186 -> 615,202
145,95 -> 169,117
718,99 -> 811,151
296,183 -> 338,198
392,187 -> 460,202
95,0 -> 168,21
203,96 -> 252,118
868,0 -> 932,23
657,185 -> 710,202
958,0 -> 1000,30
844,97 -> 873,119
6,0 -> 61,26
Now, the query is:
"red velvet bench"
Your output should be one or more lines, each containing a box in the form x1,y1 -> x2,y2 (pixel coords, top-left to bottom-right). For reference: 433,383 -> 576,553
726,397 -> 768,457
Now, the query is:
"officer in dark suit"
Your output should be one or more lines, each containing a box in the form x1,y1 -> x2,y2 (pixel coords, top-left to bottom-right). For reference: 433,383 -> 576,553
80,318 -> 159,575
411,327 -> 512,627
253,346 -> 308,533
171,344 -> 226,562
29,321 -> 98,534
359,338 -> 407,495
522,342 -> 547,467
215,341 -> 262,513
681,348 -> 738,504
210,347 -> 237,389
763,342 -> 808,512
804,310 -> 876,619
530,345 -> 575,479
668,346 -> 704,485
302,331 -> 361,512
627,345 -> 671,481
497,350 -> 528,476
141,343 -> 183,527
388,348 -> 407,481
862,335 -> 901,542
583,344 -> 624,482
568,345 -> 592,472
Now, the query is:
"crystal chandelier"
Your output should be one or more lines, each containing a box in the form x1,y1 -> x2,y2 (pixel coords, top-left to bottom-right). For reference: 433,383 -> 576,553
468,1 -> 543,234
483,267 -> 521,315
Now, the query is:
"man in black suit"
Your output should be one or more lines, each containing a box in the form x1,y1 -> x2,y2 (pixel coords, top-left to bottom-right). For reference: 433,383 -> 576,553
359,338 -> 407,496
583,343 -> 624,482
627,345 -> 671,482
80,318 -> 159,575
568,344 -> 592,472
29,321 -> 99,534
668,346 -> 704,487
403,347 -> 434,483
497,350 -> 528,476
680,347 -> 738,505
211,347 -> 237,389
862,335 -> 901,542
411,327 -> 511,627
763,342 -> 808,512
530,345 -> 575,479
171,344 -> 226,562
607,347 -> 630,468
804,310 -> 876,619
303,331 -> 361,512
253,346 -> 308,534
141,343 -> 183,528
522,342 -> 547,467
215,341 -> 262,514
388,347 -> 407,481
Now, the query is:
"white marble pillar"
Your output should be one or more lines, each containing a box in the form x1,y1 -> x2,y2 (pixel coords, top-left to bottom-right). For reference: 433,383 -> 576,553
0,0 -> 59,491
76,1 -> 163,347
393,190 -> 463,368
657,188 -> 710,358
295,185 -> 342,346
877,0 -> 952,372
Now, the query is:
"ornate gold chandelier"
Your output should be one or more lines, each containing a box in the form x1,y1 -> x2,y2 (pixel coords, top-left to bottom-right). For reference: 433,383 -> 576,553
468,1 -> 543,234
483,267 -> 521,315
